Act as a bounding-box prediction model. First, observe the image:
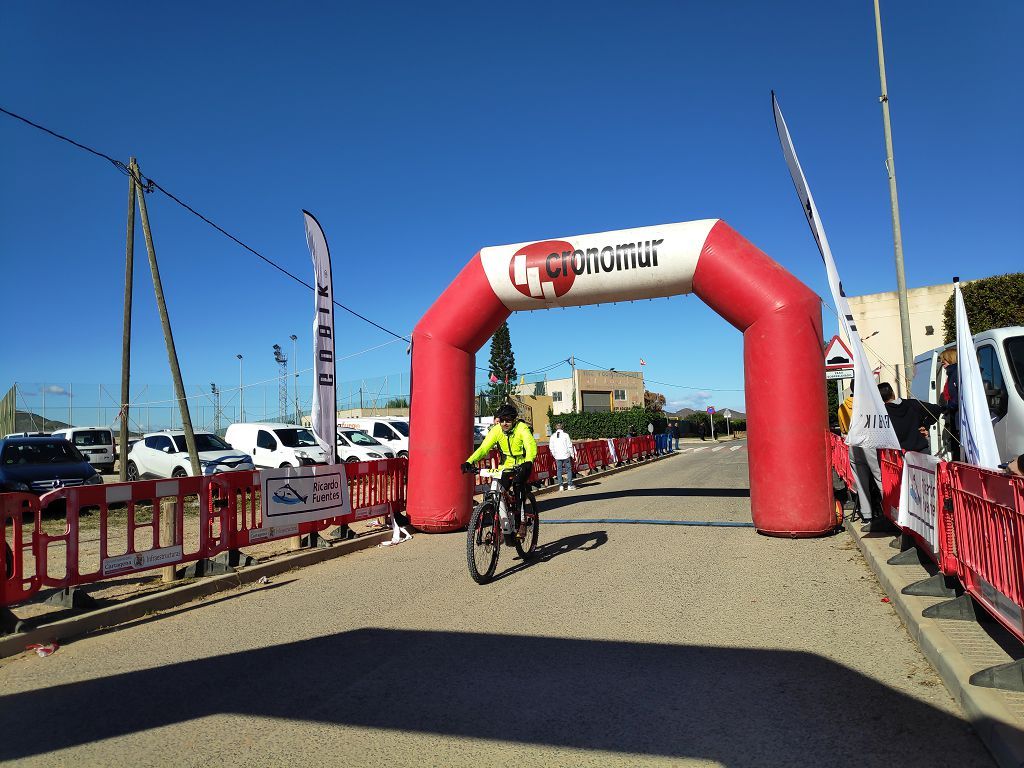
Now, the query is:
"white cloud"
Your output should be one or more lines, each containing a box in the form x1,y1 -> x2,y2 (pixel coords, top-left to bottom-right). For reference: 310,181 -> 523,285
666,391 -> 713,411
43,385 -> 69,396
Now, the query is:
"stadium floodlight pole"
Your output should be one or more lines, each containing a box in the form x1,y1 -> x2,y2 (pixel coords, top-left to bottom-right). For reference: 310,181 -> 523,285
873,0 -> 915,395
119,157 -> 136,482
236,354 -> 244,421
290,333 -> 299,422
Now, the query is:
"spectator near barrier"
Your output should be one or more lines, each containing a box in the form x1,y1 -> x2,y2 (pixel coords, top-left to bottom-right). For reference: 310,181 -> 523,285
549,422 -> 577,491
878,382 -> 937,453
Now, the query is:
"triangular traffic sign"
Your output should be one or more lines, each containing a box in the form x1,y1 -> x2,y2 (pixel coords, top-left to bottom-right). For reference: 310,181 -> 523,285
823,335 -> 854,369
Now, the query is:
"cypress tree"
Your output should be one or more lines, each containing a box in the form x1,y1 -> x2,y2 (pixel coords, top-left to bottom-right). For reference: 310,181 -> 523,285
487,321 -> 517,411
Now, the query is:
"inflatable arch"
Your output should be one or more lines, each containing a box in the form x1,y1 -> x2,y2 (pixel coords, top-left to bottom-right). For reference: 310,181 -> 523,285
408,219 -> 833,537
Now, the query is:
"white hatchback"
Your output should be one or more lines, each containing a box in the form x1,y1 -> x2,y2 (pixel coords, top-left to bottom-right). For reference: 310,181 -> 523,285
336,429 -> 394,463
126,431 -> 255,480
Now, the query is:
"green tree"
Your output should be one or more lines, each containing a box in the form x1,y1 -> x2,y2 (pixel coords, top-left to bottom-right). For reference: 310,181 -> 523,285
942,273 -> 1024,343
384,397 -> 409,409
486,321 -> 517,411
644,390 -> 666,412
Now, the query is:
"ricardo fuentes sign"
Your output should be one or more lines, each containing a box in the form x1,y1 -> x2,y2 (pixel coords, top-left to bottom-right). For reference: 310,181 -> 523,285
261,464 -> 350,526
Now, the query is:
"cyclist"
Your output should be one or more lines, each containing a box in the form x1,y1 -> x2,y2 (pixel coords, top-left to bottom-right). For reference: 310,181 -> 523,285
461,404 -> 537,535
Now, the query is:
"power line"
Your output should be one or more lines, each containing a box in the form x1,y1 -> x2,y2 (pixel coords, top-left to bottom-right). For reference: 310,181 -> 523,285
0,104 -> 409,343
572,356 -> 745,392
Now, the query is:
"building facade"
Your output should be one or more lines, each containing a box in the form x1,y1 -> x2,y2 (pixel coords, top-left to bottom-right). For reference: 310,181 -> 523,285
843,282 -> 954,396
529,369 -> 645,415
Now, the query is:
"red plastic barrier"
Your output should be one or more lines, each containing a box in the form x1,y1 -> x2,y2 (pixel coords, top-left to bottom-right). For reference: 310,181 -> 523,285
530,446 -> 555,485
879,449 -> 904,524
34,475 -> 226,590
934,462 -> 961,578
827,432 -> 856,492
1,493 -> 42,606
2,459 -> 411,609
945,462 -> 1024,642
613,438 -> 630,464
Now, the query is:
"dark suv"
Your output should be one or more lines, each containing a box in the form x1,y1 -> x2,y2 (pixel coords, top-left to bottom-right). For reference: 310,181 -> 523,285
0,436 -> 104,495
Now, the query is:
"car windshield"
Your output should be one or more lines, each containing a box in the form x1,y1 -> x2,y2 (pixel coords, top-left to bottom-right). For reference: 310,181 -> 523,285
1005,336 -> 1024,393
341,430 -> 380,447
2,440 -> 86,465
389,421 -> 409,437
171,434 -> 231,453
72,430 -> 111,447
274,428 -> 318,448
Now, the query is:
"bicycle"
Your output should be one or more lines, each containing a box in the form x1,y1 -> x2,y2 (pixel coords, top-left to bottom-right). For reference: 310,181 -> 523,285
462,466 -> 539,584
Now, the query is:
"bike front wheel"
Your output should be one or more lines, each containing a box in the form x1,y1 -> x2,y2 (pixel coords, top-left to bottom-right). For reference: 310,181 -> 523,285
513,492 -> 540,561
467,500 -> 500,584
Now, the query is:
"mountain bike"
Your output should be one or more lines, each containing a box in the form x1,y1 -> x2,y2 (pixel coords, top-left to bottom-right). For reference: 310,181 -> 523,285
463,466 -> 539,584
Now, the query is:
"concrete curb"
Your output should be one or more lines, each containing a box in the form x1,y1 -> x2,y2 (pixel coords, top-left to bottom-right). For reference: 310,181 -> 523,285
847,523 -> 1024,768
1,529 -> 391,659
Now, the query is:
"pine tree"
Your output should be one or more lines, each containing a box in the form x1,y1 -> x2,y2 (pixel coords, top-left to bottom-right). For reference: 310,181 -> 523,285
487,321 -> 517,411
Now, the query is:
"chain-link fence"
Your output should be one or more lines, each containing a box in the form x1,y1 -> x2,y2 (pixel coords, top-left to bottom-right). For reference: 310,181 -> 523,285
2,373 -> 411,437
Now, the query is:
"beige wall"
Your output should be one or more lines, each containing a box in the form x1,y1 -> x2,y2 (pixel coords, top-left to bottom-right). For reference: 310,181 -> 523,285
535,369 -> 645,415
843,282 -> 953,396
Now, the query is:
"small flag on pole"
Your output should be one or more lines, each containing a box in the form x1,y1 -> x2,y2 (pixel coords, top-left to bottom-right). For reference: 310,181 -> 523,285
639,358 -> 647,366
489,374 -> 498,384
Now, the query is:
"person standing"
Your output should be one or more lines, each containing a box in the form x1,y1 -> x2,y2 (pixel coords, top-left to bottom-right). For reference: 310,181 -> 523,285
698,421 -> 706,441
837,381 -> 854,435
549,422 -> 576,491
878,382 -> 937,453
939,348 -> 961,461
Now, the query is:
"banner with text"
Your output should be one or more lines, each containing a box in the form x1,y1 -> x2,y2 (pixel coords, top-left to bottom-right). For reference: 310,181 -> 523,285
261,464 -> 350,526
304,210 -> 337,465
896,451 -> 941,556
772,93 -> 899,453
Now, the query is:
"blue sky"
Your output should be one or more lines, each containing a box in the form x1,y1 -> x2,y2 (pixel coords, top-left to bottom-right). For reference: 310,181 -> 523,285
1,1 -> 1021,421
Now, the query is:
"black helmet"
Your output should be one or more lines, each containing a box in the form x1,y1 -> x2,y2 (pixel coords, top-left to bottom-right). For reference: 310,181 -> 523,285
495,404 -> 518,423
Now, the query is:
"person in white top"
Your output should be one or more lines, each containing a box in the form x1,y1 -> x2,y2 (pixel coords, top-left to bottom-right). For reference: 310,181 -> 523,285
549,423 -> 577,491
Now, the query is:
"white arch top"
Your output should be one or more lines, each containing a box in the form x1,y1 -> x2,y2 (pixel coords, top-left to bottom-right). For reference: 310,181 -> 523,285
479,219 -> 718,310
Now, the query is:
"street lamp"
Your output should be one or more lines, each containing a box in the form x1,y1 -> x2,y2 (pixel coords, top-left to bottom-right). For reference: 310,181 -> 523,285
290,333 -> 299,423
210,382 -> 221,433
236,354 -> 244,421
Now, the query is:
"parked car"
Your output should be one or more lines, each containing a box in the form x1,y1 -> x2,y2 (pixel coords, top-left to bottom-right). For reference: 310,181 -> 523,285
0,436 -> 103,494
337,418 -> 409,458
50,426 -> 116,473
3,432 -> 48,438
911,326 -> 1024,462
336,429 -> 394,462
473,425 -> 488,447
224,422 -> 328,468
125,431 -> 255,480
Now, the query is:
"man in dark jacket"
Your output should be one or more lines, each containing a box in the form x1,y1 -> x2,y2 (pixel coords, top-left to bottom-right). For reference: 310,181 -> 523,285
878,382 -> 937,453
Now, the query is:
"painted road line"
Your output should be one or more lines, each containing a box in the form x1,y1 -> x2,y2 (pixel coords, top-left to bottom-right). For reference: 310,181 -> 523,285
712,446 -> 724,452
730,445 -> 743,451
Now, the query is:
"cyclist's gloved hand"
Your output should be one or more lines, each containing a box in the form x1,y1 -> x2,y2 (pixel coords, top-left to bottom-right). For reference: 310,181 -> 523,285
460,462 -> 474,474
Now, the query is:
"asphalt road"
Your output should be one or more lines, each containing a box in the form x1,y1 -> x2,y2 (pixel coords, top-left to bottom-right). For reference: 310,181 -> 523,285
0,441 -> 993,767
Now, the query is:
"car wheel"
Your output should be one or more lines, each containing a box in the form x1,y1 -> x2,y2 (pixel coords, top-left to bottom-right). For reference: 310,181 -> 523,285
126,461 -> 140,482
280,463 -> 292,469
397,451 -> 408,459
171,467 -> 188,478
345,456 -> 359,463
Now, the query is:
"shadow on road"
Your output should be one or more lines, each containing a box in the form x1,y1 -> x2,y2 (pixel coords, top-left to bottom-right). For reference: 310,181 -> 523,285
0,628 -> 986,765
540,487 -> 750,513
493,530 -> 608,582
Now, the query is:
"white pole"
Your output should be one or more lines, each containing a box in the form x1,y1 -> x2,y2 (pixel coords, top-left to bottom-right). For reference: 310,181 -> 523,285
709,411 -> 716,441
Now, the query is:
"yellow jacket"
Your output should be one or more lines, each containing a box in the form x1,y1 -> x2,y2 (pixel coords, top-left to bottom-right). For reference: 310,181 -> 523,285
837,396 -> 854,435
467,421 -> 537,469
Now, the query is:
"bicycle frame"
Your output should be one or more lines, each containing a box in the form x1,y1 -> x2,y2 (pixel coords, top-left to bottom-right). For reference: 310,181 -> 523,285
478,467 -> 519,535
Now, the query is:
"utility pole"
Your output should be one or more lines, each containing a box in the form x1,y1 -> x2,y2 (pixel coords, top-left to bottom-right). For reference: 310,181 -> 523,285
119,158 -> 136,481
273,344 -> 288,422
210,383 -> 222,434
134,158 -> 200,583
290,334 -> 299,422
570,355 -> 578,413
873,0 -> 915,395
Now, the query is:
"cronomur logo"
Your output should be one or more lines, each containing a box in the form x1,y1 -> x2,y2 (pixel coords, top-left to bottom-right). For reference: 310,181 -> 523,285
509,237 -> 665,300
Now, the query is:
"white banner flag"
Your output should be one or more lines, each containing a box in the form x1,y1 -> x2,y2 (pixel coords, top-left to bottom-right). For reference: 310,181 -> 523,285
304,210 -> 337,465
896,451 -> 941,555
772,93 -> 899,452
954,281 -> 1000,468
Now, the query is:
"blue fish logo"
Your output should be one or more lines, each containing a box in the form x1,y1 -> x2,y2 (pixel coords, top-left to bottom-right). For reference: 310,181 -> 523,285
909,485 -> 921,505
272,483 -> 308,505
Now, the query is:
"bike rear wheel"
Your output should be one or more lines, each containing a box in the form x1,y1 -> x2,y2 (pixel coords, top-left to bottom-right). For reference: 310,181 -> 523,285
513,492 -> 539,561
467,500 -> 500,584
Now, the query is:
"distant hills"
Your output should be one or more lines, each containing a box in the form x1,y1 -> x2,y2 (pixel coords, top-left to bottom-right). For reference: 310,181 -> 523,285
12,411 -> 70,433
669,407 -> 746,419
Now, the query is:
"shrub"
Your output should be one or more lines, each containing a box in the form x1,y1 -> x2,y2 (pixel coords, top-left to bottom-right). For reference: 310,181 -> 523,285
557,407 -> 667,439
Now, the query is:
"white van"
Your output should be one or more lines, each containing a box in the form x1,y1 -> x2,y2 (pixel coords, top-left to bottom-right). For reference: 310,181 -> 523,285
911,326 -> 1024,462
224,423 -> 329,469
336,429 -> 394,462
49,427 -> 116,473
337,418 -> 409,458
